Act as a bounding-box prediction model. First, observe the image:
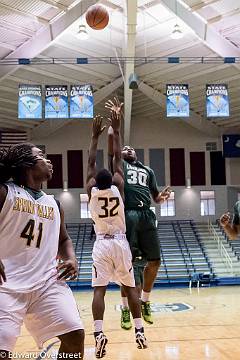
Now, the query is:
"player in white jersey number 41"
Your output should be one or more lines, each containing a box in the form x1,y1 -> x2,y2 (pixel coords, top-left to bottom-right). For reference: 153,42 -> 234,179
0,143 -> 84,359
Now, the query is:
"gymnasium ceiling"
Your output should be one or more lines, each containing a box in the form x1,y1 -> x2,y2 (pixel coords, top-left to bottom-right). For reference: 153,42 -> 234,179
0,0 -> 240,141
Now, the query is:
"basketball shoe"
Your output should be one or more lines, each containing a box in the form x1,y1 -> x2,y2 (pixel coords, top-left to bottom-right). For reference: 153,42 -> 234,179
141,301 -> 153,324
135,327 -> 148,349
121,307 -> 132,330
94,331 -> 108,358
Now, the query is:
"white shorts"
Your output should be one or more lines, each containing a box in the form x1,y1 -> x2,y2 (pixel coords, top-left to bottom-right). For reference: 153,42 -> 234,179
0,279 -> 84,352
92,234 -> 135,288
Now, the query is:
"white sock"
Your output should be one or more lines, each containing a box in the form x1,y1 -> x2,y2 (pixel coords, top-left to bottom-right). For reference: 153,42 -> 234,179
94,320 -> 103,333
122,297 -> 129,309
141,291 -> 150,303
133,318 -> 143,330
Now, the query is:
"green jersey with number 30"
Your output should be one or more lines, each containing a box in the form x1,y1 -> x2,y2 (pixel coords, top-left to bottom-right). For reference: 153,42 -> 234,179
123,160 -> 158,209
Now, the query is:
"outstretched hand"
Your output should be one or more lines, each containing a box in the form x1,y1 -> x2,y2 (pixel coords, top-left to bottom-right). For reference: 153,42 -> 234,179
105,97 -> 123,116
159,186 -> 172,202
108,108 -> 121,132
92,115 -> 106,138
220,212 -> 231,227
57,258 -> 78,281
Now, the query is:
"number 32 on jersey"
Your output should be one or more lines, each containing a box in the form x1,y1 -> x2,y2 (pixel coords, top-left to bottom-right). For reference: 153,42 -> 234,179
98,197 -> 120,218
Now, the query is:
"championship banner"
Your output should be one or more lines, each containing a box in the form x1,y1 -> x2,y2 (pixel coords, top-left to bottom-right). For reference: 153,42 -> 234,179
18,85 -> 42,119
166,84 -> 189,117
222,134 -> 240,158
206,84 -> 229,117
70,85 -> 93,118
45,85 -> 68,118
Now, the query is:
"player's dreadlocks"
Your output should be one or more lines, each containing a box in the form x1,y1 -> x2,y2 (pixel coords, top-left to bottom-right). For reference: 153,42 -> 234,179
0,143 -> 38,184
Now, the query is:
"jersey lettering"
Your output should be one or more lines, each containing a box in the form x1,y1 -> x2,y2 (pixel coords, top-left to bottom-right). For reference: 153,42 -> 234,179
126,169 -> 147,187
20,219 -> 43,248
98,197 -> 120,218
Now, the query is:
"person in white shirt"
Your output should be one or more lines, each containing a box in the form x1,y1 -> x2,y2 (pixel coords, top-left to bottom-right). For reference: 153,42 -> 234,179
86,103 -> 147,359
0,143 -> 84,358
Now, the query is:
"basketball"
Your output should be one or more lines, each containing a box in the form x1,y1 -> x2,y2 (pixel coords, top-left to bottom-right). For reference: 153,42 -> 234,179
86,5 -> 109,30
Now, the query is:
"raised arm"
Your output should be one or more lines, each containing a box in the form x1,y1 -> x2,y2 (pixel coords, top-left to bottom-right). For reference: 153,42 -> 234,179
0,149 -> 9,212
0,186 -> 7,284
154,186 -> 172,204
107,126 -> 114,175
105,98 -> 124,197
148,168 -> 172,204
112,112 -> 123,177
106,97 -> 123,176
57,204 -> 78,280
220,210 -> 240,240
0,149 -> 8,284
86,115 -> 106,197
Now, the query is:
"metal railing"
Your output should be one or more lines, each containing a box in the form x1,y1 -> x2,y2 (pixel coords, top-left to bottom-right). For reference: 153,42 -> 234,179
3,56 -> 240,66
208,219 -> 233,275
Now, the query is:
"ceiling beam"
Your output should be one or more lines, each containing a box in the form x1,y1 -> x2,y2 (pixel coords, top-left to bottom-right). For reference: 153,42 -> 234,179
138,81 -> 220,137
0,0 -> 101,82
0,97 -> 16,105
161,0 -> 240,58
149,64 -> 231,88
132,107 -> 163,117
0,121 -> 32,130
190,0 -> 222,12
208,8 -> 240,25
41,44 -> 117,80
123,0 -> 138,145
0,112 -> 39,127
101,0 -> 123,11
0,86 -> 20,94
0,2 -> 49,25
180,73 -> 240,97
0,19 -> 34,37
41,0 -> 67,11
31,76 -> 123,139
0,41 -> 16,51
0,117 -> 35,129
16,66 -> 104,88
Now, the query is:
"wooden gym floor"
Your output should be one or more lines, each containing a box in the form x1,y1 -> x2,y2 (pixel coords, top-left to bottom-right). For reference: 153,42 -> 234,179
15,286 -> 240,359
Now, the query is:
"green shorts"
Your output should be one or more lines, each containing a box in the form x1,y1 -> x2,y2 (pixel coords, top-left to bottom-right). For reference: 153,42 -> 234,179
125,208 -> 160,261
133,258 -> 146,286
133,264 -> 144,286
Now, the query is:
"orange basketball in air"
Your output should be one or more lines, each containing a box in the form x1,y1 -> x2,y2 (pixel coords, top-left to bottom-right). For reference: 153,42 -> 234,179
86,5 -> 109,30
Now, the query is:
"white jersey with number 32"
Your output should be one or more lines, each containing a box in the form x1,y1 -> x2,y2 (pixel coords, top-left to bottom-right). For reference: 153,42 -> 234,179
89,185 -> 126,235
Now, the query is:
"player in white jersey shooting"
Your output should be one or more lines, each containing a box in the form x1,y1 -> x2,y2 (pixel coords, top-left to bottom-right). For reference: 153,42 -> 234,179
0,143 -> 84,358
86,108 -> 147,358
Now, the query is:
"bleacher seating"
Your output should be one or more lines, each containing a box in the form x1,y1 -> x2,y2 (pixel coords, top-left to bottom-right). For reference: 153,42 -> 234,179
66,223 -> 94,284
230,240 -> 240,259
189,272 -> 213,288
157,220 -> 213,284
216,220 -> 240,260
66,220 -> 214,287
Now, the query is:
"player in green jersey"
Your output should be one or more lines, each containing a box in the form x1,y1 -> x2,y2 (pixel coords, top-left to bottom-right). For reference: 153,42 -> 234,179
220,201 -> 240,239
121,146 -> 170,325
106,98 -> 171,326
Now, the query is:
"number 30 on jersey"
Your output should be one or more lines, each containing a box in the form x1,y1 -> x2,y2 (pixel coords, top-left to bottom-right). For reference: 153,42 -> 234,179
127,170 -> 147,186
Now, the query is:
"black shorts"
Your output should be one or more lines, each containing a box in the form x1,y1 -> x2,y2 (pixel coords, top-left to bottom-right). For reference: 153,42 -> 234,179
125,208 -> 160,261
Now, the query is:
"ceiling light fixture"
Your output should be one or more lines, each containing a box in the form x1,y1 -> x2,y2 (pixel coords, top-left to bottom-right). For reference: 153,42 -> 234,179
76,1 -> 89,41
171,0 -> 184,39
77,24 -> 89,40
171,24 -> 183,39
